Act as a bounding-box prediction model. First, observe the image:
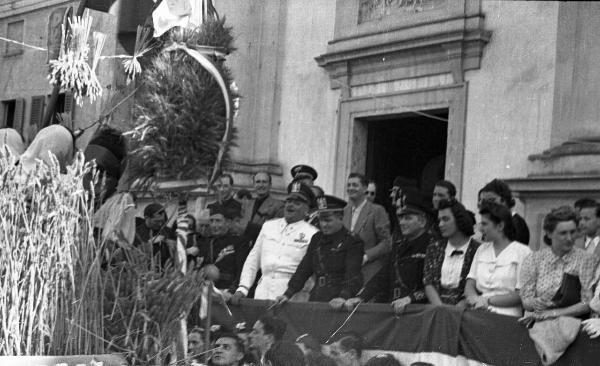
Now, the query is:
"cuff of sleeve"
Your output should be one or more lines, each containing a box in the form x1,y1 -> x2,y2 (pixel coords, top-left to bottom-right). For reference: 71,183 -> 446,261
237,286 -> 249,296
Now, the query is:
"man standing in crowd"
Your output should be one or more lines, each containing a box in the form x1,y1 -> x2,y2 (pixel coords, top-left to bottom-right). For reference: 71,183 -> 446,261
197,206 -> 247,294
343,191 -> 436,314
209,333 -> 246,366
431,180 -> 457,210
290,164 -> 318,186
366,180 -> 377,203
343,173 -> 391,283
243,171 -> 284,240
575,199 -> 600,258
248,316 -> 287,363
133,203 -> 176,271
209,174 -> 242,214
231,182 -> 318,301
478,179 -> 530,245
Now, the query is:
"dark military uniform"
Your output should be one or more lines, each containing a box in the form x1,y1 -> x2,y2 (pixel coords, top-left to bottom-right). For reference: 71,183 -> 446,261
133,217 -> 176,271
359,229 -> 436,303
198,234 -> 249,292
284,226 -> 364,302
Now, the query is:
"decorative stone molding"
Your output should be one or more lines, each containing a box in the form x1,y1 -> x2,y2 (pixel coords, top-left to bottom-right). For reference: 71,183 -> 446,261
316,0 -> 491,89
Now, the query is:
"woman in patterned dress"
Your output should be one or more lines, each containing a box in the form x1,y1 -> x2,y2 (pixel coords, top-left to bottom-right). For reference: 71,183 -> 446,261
423,198 -> 480,306
519,206 -> 596,323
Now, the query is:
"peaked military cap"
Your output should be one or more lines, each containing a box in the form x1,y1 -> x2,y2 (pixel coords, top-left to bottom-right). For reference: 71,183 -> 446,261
396,187 -> 430,217
290,164 -> 318,181
316,195 -> 347,213
287,181 -> 315,206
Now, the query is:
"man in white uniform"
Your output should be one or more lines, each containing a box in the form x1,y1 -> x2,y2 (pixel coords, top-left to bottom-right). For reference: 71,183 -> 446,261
230,181 -> 318,302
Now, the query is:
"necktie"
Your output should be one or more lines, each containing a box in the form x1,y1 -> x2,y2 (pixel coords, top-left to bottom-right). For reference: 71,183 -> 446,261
450,250 -> 464,257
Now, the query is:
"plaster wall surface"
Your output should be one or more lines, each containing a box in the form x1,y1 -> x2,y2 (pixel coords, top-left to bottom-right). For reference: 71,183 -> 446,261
461,1 -> 558,214
217,0 -> 340,193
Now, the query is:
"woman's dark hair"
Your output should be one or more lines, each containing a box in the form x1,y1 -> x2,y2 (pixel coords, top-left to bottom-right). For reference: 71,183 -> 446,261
264,341 -> 305,366
480,179 -> 516,208
434,180 -> 457,198
258,315 -> 287,341
335,333 -> 363,358
365,353 -> 404,366
437,198 -> 475,236
479,201 -> 516,241
542,206 -> 579,246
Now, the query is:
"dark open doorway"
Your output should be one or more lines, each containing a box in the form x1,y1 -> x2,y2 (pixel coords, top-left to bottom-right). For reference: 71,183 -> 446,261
365,109 -> 449,208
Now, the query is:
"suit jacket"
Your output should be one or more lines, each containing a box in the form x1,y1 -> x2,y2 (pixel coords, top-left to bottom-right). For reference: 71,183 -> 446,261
574,236 -> 600,267
249,195 -> 284,225
343,200 -> 391,282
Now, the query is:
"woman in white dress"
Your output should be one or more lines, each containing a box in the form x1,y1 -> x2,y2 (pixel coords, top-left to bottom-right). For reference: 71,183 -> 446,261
464,201 -> 531,317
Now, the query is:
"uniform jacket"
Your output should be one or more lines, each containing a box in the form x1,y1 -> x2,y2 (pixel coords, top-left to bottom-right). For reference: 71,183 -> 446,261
249,195 -> 285,225
343,200 -> 391,283
197,234 -> 250,292
284,227 -> 364,301
237,218 -> 318,300
133,217 -> 175,271
359,229 -> 436,303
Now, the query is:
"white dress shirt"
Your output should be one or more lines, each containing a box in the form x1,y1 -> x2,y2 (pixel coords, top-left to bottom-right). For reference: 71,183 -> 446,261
467,241 -> 531,317
584,236 -> 600,254
441,241 -> 470,289
350,199 -> 367,232
237,218 -> 318,300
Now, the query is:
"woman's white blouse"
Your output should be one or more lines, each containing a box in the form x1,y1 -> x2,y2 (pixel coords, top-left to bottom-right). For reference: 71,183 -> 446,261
467,241 -> 531,316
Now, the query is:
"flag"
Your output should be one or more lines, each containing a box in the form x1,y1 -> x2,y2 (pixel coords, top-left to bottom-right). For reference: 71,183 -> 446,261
152,0 -> 193,37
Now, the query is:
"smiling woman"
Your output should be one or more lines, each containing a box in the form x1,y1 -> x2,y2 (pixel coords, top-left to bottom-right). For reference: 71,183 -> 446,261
519,206 -> 596,321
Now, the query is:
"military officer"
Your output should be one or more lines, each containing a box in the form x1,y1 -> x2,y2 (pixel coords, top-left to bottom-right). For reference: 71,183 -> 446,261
342,191 -> 436,314
231,182 -> 319,302
197,205 -> 247,293
290,164 -> 318,187
275,195 -> 364,306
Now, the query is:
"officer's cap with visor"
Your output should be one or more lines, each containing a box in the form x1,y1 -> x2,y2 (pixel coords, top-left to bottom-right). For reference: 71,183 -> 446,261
290,164 -> 318,181
316,195 -> 347,215
396,187 -> 430,217
287,181 -> 315,207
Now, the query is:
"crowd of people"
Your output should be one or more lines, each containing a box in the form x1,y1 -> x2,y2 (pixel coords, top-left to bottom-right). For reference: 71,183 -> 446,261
186,314 -> 434,366
132,163 -> 600,365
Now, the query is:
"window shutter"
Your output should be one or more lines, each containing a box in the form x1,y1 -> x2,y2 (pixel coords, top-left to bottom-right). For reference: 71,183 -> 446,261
13,98 -> 25,134
29,96 -> 45,129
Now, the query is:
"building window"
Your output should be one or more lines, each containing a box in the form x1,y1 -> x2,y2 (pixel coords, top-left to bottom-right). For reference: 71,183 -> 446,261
5,20 -> 25,57
1,98 -> 25,133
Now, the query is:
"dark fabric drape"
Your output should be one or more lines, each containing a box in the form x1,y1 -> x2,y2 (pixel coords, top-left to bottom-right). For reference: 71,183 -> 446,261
210,300 -> 600,366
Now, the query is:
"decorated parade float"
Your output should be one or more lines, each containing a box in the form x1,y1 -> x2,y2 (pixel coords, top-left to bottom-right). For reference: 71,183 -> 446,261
0,0 -> 237,364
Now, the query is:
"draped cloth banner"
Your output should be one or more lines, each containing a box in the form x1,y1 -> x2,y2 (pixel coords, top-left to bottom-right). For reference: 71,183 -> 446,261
210,300 -> 600,366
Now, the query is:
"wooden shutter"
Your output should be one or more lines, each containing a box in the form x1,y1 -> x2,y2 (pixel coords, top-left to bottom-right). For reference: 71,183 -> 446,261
29,96 -> 45,129
13,98 -> 25,134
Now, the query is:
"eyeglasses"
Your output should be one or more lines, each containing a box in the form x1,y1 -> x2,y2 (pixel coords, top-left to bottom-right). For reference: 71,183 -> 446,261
366,191 -> 376,196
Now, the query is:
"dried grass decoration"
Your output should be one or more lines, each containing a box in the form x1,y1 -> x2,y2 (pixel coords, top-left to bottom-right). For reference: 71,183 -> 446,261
49,10 -> 105,106
127,19 -> 238,188
0,149 -> 104,356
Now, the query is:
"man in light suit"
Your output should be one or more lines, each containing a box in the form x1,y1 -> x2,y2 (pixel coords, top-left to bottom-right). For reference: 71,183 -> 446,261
575,199 -> 600,262
343,172 -> 391,283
